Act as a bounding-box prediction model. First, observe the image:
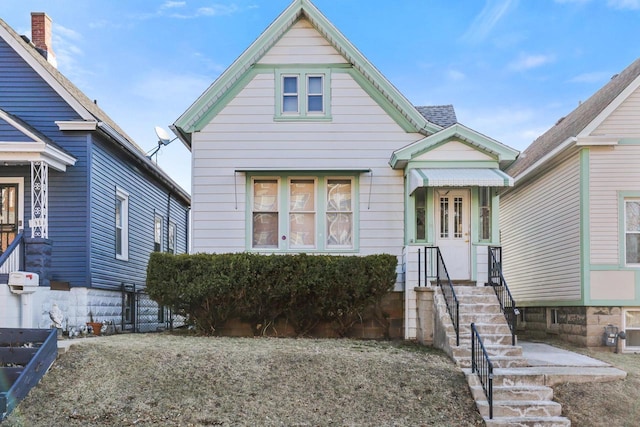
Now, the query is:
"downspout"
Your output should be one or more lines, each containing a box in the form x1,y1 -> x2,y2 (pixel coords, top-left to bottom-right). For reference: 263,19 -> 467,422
166,192 -> 171,252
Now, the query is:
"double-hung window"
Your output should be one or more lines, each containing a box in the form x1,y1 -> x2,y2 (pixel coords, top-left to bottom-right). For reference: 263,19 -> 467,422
154,214 -> 163,252
276,70 -> 330,120
625,198 -> 640,265
479,187 -> 492,241
115,188 -> 129,260
168,221 -> 176,254
250,176 -> 354,251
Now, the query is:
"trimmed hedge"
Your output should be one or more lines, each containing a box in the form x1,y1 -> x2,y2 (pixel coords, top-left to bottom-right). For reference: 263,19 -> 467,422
146,252 -> 397,336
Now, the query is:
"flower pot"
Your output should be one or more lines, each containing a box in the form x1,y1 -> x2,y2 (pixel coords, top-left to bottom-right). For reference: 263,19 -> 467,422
87,322 -> 103,336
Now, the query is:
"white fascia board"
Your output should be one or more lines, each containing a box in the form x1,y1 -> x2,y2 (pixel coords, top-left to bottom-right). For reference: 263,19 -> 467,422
514,137 -> 578,184
576,136 -> 619,146
0,142 -> 76,171
55,120 -> 98,131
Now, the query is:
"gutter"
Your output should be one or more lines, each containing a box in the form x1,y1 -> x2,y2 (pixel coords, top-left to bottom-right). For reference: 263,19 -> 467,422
512,136 -> 578,185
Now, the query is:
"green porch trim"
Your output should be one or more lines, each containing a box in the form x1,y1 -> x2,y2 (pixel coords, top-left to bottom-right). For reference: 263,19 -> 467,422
580,148 -> 590,305
389,123 -> 519,169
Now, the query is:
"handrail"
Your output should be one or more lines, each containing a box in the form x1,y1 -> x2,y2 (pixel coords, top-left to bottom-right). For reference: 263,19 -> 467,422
487,246 -> 519,346
471,322 -> 494,420
418,246 -> 459,346
0,232 -> 24,274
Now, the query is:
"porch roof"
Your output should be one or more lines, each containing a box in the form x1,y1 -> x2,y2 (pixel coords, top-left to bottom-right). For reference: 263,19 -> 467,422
409,168 -> 514,193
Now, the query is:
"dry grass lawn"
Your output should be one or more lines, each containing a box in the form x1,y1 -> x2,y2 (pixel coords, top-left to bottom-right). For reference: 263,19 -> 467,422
3,334 -> 483,426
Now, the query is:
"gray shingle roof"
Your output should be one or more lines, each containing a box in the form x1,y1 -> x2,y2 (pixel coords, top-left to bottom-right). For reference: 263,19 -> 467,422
415,105 -> 457,128
507,57 -> 640,177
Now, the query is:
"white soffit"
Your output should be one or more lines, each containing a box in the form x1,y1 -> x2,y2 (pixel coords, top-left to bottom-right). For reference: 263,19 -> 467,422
409,168 -> 514,193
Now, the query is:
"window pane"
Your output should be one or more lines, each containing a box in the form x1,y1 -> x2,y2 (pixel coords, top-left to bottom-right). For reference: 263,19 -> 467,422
116,199 -> 122,227
308,95 -> 323,112
626,311 -> 640,328
253,180 -> 278,211
168,223 -> 176,253
626,201 -> 640,231
440,197 -> 449,238
454,197 -> 463,238
283,76 -> 298,93
479,187 -> 491,241
327,213 -> 352,247
290,180 -> 314,211
283,95 -> 298,112
253,213 -> 278,248
308,76 -> 322,94
327,180 -> 351,212
415,188 -> 426,241
626,330 -> 640,347
627,234 -> 640,264
290,213 -> 315,247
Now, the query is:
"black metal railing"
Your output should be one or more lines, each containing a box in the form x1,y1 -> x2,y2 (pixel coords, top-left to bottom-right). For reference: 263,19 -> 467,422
471,322 -> 494,420
487,246 -> 519,346
418,246 -> 459,346
121,283 -> 185,333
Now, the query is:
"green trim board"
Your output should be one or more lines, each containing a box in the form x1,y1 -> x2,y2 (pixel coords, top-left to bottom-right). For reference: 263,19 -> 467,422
580,148 -> 590,305
274,68 -> 332,120
174,0 -> 441,146
389,123 -> 519,169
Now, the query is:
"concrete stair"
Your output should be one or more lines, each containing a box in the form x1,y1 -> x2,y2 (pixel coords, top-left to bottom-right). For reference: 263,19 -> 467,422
434,285 -> 571,426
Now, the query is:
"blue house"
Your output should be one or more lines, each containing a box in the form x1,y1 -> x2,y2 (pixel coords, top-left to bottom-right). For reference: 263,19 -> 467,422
0,13 -> 190,331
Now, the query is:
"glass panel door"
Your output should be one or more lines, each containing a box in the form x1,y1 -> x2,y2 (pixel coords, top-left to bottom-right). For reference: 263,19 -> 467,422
0,184 -> 18,253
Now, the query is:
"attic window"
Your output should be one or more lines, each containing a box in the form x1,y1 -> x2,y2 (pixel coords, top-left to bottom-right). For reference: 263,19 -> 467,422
275,69 -> 331,121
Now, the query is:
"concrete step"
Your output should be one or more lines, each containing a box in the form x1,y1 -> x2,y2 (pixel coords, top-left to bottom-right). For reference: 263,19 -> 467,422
476,399 -> 563,418
457,355 -> 529,369
486,368 -> 547,387
457,334 -> 516,346
458,302 -> 502,313
452,344 -> 524,359
484,416 -> 571,427
452,285 -> 496,295
459,312 -> 510,324
458,322 -> 512,336
469,382 -> 554,402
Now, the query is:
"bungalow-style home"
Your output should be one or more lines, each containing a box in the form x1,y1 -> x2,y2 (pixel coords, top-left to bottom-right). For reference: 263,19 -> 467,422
172,0 -> 518,339
0,13 -> 190,331
500,57 -> 640,350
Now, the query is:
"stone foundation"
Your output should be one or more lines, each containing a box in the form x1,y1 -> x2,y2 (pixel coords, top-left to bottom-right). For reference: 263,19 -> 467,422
217,292 -> 405,339
518,305 -> 624,347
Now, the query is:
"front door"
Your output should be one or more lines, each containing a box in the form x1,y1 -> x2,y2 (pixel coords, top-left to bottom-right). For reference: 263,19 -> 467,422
0,181 -> 21,254
435,189 -> 470,280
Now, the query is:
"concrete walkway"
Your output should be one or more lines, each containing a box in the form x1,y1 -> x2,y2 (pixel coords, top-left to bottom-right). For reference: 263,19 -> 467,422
518,341 -> 627,386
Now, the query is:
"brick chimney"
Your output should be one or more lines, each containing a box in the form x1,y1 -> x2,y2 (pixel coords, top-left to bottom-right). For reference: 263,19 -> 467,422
31,12 -> 57,68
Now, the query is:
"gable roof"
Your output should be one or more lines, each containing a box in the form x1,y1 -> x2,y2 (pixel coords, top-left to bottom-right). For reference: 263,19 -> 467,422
415,105 -> 457,128
389,123 -> 519,169
0,108 -> 76,171
173,0 -> 442,147
0,17 -> 190,204
507,57 -> 640,178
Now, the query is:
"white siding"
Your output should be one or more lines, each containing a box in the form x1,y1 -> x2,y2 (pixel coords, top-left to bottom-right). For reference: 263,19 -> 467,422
415,140 -> 493,161
589,145 -> 640,264
500,154 -> 582,303
191,71 -> 421,256
592,86 -> 640,136
258,19 -> 347,65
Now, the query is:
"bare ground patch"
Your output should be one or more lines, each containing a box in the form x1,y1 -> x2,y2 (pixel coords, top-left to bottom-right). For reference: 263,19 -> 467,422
3,334 -> 483,426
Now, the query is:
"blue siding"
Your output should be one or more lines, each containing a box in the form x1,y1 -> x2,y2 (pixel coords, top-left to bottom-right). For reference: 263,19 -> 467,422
0,118 -> 32,141
90,137 -> 189,290
0,38 -> 90,287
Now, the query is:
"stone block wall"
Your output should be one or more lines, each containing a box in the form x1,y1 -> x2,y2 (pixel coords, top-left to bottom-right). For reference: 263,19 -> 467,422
518,305 -> 623,347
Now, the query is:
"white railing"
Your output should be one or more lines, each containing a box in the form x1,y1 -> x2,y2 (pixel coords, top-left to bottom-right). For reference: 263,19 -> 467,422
0,233 -> 23,275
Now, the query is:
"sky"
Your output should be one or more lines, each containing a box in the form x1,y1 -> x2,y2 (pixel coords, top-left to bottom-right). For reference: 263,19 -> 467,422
3,0 -> 640,193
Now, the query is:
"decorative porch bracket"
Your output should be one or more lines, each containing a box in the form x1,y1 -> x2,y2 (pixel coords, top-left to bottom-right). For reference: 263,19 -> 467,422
29,161 -> 49,238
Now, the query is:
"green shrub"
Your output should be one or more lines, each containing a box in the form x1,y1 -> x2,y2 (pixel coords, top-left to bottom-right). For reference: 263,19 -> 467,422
146,252 -> 398,336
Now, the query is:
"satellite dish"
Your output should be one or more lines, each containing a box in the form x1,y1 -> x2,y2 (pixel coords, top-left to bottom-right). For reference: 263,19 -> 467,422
154,126 -> 172,146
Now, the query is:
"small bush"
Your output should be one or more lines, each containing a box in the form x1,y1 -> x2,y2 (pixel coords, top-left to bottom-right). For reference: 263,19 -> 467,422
146,252 -> 397,336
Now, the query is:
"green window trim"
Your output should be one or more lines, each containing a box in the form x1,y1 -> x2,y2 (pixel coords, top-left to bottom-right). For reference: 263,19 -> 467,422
247,173 -> 358,252
274,69 -> 332,121
620,191 -> 640,267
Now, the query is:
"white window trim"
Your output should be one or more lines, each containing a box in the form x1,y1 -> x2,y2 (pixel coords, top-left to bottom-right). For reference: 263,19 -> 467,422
154,213 -> 163,252
325,177 -> 354,249
274,69 -> 331,121
306,74 -> 324,114
251,177 -> 281,250
281,75 -> 299,114
288,177 -> 318,250
624,309 -> 640,352
168,220 -> 177,254
116,187 -> 129,261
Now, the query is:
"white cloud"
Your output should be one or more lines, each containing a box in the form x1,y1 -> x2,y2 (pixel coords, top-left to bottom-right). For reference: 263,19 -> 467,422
461,0 -> 516,43
568,71 -> 613,84
508,53 -> 554,71
161,1 -> 186,9
607,0 -> 640,9
446,69 -> 466,81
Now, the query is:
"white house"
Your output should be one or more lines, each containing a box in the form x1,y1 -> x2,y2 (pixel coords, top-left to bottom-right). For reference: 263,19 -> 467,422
173,0 -> 518,339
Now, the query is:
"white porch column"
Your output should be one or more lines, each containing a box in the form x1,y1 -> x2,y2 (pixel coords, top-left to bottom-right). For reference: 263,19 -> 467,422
30,161 -> 49,238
